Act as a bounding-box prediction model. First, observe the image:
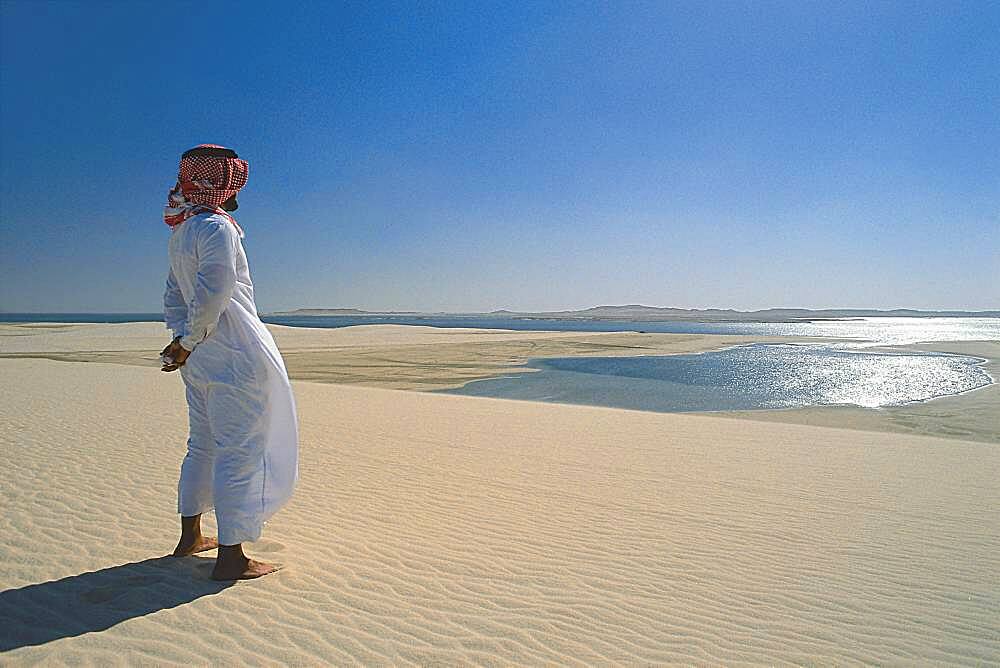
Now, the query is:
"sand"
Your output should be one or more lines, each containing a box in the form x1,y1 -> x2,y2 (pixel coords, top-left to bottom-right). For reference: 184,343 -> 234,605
3,321 -> 994,443
1,324 -> 999,664
0,322 -> 810,390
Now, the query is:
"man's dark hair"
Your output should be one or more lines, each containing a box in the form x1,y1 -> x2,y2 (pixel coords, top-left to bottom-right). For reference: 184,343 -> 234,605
182,145 -> 239,159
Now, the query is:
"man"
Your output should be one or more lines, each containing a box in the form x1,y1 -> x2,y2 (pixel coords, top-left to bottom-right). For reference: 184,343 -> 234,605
161,144 -> 298,580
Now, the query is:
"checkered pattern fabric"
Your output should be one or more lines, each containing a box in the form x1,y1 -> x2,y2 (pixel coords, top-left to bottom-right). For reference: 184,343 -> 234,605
164,144 -> 249,233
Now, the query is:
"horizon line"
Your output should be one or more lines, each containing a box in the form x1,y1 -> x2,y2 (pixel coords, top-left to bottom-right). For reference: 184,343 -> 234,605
3,305 -> 1000,316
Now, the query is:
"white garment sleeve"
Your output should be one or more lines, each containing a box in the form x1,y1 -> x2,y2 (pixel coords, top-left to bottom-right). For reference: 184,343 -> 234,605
179,222 -> 238,351
163,267 -> 188,339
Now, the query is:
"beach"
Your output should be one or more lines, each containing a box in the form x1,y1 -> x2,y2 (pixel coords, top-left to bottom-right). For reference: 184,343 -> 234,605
1,323 -> 998,664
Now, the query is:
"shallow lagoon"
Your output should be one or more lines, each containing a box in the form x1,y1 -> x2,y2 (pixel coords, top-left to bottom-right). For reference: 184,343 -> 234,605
441,344 -> 993,412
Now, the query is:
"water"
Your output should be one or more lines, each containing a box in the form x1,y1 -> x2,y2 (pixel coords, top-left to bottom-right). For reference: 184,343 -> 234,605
3,313 -> 998,346
259,315 -> 1000,346
441,344 -> 993,412
433,317 -> 999,411
0,313 -> 165,324
4,313 -> 996,411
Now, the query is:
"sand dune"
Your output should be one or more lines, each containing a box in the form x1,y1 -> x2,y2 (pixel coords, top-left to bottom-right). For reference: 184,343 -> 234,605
1,356 -> 998,665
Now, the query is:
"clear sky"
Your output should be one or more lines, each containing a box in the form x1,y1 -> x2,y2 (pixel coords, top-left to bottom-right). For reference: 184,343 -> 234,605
1,1 -> 997,313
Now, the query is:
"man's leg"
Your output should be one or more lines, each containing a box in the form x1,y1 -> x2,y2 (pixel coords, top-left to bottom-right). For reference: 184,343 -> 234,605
173,382 -> 219,557
173,513 -> 217,556
205,383 -> 278,580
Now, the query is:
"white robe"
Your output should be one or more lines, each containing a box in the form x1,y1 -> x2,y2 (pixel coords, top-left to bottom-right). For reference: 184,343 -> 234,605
164,212 -> 298,545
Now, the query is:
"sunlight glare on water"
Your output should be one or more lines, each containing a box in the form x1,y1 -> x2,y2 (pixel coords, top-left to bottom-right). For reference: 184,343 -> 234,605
445,344 -> 993,412
717,317 -> 1000,346
758,345 -> 990,408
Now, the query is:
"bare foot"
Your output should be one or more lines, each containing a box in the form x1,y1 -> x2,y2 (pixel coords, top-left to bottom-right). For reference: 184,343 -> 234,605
172,536 -> 219,557
211,558 -> 280,581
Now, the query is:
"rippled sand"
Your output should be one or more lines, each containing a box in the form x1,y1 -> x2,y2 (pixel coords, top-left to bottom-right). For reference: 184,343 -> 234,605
1,351 -> 998,664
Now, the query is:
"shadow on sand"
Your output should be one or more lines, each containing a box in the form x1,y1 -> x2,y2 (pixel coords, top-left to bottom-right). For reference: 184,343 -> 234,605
0,555 -> 233,652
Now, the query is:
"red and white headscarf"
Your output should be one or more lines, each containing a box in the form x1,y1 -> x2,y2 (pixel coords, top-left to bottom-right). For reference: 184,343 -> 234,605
164,144 -> 249,235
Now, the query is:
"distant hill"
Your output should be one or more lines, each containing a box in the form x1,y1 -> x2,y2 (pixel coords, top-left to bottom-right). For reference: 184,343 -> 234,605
271,308 -> 424,316
269,305 -> 1000,322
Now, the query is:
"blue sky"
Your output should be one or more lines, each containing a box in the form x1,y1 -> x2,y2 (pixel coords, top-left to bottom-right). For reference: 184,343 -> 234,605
1,1 -> 997,312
